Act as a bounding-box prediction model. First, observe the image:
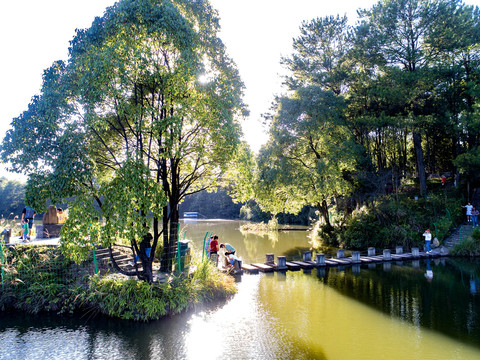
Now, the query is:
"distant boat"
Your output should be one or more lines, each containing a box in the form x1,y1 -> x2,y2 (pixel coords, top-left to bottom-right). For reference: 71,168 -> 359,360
183,212 -> 200,218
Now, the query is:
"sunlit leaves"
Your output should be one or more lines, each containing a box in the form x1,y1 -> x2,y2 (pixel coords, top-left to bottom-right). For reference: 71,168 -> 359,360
1,0 -> 245,275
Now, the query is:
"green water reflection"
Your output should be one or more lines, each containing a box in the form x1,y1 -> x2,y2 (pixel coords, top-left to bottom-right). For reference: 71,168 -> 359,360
315,258 -> 480,348
259,259 -> 480,360
180,219 -> 311,263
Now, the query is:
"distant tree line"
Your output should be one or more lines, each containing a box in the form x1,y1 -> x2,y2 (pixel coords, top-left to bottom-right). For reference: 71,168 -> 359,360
0,177 -> 25,219
180,188 -> 314,225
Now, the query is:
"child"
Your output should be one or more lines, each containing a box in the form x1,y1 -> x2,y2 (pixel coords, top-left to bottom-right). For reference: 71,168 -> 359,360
226,253 -> 239,269
22,221 -> 30,242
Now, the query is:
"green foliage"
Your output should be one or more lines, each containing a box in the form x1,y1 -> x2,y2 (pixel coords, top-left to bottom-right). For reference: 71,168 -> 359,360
256,86 -> 362,224
0,178 -> 25,218
179,188 -> 243,219
253,0 -> 480,240
332,192 -> 462,250
454,147 -> 480,179
451,228 -> 480,256
1,0 -> 246,276
0,246 -> 236,321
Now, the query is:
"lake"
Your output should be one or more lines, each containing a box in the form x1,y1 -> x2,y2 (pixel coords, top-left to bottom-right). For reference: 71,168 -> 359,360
1,220 -> 480,359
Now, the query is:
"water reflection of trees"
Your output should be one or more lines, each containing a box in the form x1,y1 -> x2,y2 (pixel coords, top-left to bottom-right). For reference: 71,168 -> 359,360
317,259 -> 480,348
240,231 -> 280,262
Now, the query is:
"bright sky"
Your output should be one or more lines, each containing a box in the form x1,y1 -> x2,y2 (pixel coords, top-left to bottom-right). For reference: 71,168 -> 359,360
2,0 -> 478,181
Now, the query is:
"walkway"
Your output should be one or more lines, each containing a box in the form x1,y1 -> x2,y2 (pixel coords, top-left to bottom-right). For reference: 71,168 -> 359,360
7,235 -> 60,246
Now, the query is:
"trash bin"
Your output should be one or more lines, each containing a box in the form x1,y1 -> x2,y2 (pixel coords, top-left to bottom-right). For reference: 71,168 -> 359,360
178,240 -> 190,256
175,240 -> 191,271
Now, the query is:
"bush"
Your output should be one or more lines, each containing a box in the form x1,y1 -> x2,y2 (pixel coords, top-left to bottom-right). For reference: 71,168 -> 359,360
321,191 -> 463,251
451,229 -> 480,256
0,246 -> 237,321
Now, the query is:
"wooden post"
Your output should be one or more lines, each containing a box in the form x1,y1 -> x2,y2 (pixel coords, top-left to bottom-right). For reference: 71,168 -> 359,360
383,249 -> 392,260
395,246 -> 403,254
337,249 -> 345,259
234,259 -> 243,274
316,253 -> 325,266
266,253 -> 275,264
412,247 -> 420,258
368,247 -> 376,256
352,251 -> 361,264
303,251 -> 312,262
277,256 -> 287,268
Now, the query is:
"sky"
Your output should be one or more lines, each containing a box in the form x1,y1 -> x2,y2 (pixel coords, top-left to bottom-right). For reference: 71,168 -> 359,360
2,0 -> 478,181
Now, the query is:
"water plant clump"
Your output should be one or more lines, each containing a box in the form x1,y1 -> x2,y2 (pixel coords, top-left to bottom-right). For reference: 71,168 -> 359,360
0,245 -> 237,321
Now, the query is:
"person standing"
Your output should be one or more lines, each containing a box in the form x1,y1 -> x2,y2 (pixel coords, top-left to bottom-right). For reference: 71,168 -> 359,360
423,229 -> 432,253
441,175 -> 446,187
463,202 -> 473,222
21,206 -> 36,240
205,235 -> 213,258
22,221 -> 29,242
472,207 -> 479,228
209,235 -> 219,256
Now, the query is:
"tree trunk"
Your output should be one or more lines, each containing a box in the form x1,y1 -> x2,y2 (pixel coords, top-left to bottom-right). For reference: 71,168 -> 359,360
413,131 -> 427,196
169,206 -> 179,272
317,200 -> 332,231
160,206 -> 170,272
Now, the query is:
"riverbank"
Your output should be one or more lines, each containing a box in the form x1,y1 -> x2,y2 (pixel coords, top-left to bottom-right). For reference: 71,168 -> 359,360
0,245 -> 237,321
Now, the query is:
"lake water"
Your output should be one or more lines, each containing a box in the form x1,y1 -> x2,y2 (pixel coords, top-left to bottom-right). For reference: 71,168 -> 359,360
1,220 -> 480,359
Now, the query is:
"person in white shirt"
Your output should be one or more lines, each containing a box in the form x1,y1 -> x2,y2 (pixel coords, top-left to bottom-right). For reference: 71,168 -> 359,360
463,202 -> 473,222
423,229 -> 432,253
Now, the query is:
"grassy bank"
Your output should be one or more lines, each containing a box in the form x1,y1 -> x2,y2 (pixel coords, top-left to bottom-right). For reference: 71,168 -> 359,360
0,245 -> 236,321
310,190 -> 464,251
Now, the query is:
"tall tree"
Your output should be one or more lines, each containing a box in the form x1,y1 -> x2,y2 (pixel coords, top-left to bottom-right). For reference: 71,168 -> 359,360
257,87 -> 361,228
281,15 -> 353,95
356,0 -> 480,195
1,0 -> 245,280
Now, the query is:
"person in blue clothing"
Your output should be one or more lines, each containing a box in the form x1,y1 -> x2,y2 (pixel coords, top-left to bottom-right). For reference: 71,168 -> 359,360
22,221 -> 30,242
423,229 -> 432,253
220,242 -> 236,268
220,242 -> 236,256
472,207 -> 479,228
129,233 -> 152,267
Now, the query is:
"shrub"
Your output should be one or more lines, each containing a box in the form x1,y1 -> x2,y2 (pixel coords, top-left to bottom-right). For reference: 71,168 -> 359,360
324,191 -> 463,251
451,229 -> 480,256
0,246 -> 237,321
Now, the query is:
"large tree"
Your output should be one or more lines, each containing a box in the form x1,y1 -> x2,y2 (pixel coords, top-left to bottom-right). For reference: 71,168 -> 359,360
256,87 -> 362,228
1,0 -> 245,280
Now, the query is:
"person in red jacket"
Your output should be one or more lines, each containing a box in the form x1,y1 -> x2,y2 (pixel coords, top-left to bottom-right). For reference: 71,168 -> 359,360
209,235 -> 219,256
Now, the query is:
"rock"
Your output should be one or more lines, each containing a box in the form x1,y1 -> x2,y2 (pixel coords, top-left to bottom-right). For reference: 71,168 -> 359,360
43,205 -> 59,225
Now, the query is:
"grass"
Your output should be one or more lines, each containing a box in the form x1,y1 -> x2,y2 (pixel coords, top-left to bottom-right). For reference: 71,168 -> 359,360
0,245 -> 237,321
